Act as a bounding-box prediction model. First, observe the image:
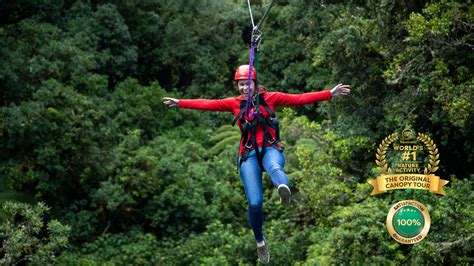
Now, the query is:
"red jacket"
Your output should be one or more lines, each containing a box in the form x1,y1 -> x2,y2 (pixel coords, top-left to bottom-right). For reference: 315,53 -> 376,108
178,90 -> 332,155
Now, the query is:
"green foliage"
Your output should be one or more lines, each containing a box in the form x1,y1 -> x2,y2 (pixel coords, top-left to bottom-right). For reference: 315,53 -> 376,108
1,79 -> 111,202
0,19 -> 63,104
306,198 -> 397,265
159,220 -> 254,265
57,228 -> 160,265
0,202 -> 70,265
385,1 -> 473,127
73,3 -> 138,87
0,191 -> 35,221
280,109 -> 371,219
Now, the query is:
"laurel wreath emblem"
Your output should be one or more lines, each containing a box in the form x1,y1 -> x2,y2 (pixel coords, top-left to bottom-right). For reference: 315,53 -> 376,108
417,133 -> 440,174
375,133 -> 398,173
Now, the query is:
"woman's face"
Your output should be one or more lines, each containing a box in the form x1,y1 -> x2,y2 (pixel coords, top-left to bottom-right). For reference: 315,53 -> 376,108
237,79 -> 256,97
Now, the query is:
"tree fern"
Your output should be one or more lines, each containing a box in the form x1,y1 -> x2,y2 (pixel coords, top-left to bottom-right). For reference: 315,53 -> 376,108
209,125 -> 241,156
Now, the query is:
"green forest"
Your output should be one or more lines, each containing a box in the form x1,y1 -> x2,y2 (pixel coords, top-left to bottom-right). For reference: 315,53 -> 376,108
0,0 -> 473,264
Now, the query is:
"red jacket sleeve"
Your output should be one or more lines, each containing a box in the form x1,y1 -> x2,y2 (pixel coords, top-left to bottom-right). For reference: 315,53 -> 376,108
270,90 -> 332,106
178,97 -> 235,112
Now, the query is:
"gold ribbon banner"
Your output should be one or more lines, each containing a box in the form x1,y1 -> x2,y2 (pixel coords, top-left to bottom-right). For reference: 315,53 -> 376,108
368,174 -> 449,195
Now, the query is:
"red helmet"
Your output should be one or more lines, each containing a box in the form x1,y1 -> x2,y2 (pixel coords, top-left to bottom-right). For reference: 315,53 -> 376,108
234,65 -> 256,80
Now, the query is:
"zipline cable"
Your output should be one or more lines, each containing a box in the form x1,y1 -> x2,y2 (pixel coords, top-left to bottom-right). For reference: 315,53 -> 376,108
247,0 -> 256,28
256,0 -> 274,31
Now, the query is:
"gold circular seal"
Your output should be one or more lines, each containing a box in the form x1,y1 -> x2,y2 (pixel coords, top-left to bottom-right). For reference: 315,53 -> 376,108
386,200 -> 431,244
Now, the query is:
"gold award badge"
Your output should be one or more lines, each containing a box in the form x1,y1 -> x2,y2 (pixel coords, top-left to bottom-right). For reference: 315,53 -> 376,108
368,129 -> 449,195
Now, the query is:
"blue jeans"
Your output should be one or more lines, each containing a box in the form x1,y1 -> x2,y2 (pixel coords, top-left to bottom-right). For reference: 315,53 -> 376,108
239,147 -> 289,242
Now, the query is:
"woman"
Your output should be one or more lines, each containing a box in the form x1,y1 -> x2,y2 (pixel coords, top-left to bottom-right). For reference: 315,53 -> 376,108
163,65 -> 351,263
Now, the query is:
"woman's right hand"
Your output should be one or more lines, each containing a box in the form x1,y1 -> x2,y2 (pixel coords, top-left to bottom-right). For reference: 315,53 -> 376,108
162,97 -> 179,107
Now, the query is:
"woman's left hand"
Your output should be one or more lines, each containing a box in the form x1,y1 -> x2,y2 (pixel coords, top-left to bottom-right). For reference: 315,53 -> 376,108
162,97 -> 180,107
330,84 -> 351,97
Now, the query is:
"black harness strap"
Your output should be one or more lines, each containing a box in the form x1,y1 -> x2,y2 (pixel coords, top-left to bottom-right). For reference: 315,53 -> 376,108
260,102 -> 280,142
232,100 -> 248,127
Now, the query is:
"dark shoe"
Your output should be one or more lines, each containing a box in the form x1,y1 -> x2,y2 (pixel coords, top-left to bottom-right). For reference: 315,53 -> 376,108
257,243 -> 270,264
278,184 -> 291,207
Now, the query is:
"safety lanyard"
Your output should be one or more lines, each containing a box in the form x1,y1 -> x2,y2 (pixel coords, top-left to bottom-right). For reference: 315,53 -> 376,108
245,0 -> 274,118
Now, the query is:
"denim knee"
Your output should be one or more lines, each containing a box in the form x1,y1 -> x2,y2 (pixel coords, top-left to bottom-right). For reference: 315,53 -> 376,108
266,162 -> 282,173
248,200 -> 263,213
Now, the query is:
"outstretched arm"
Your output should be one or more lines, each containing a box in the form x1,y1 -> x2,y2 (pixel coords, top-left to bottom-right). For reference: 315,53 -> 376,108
272,84 -> 351,106
162,97 -> 235,112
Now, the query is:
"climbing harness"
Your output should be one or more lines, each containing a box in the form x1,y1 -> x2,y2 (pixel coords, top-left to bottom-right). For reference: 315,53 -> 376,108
235,1 -> 278,171
233,94 -> 281,171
